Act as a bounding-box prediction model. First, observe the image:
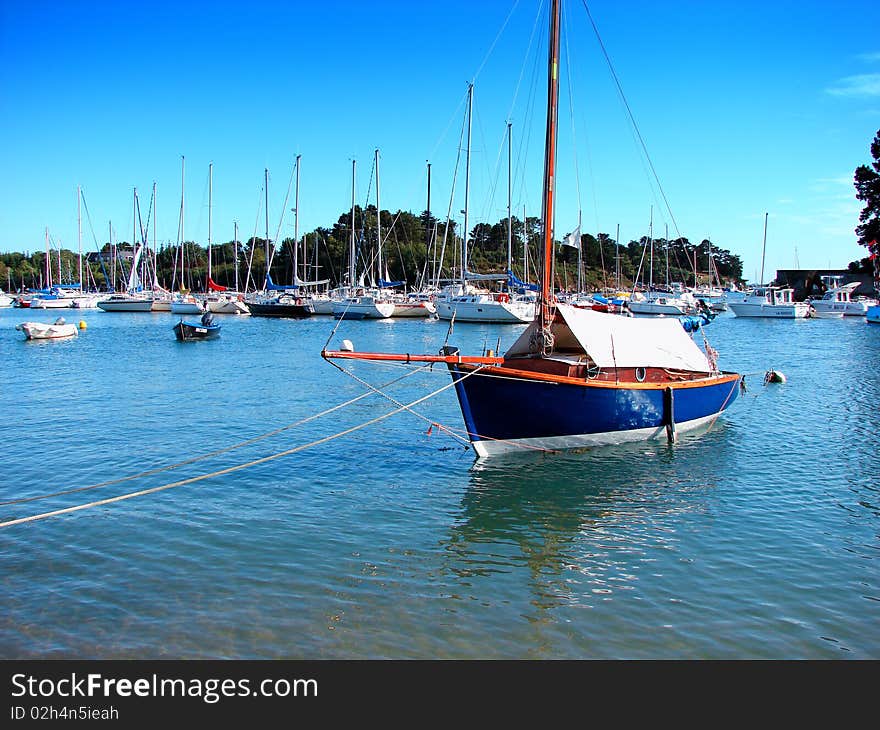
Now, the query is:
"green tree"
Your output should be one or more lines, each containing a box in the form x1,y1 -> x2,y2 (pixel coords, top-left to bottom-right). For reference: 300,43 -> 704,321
854,128 -> 880,280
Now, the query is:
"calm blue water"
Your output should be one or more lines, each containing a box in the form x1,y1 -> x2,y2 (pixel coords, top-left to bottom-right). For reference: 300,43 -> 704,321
1,307 -> 878,658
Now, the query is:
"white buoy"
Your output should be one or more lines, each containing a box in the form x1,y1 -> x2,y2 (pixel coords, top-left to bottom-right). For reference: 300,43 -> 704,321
341,339 -> 355,352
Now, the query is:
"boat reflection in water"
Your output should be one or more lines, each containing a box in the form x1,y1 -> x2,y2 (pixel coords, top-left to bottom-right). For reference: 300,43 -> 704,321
442,435 -> 730,628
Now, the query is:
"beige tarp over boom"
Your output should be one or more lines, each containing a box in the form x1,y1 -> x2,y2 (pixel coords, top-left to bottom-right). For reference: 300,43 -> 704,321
505,303 -> 712,373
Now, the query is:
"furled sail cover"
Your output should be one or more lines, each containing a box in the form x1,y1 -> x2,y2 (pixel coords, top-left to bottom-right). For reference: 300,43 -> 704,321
265,273 -> 298,291
378,278 -> 405,288
207,277 -> 227,292
505,303 -> 712,372
507,270 -> 539,291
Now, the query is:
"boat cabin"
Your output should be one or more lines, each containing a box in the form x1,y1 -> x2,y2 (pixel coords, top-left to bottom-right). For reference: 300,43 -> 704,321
752,287 -> 796,305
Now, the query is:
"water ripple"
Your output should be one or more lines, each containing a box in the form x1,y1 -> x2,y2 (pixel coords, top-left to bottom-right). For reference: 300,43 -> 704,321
1,309 -> 879,658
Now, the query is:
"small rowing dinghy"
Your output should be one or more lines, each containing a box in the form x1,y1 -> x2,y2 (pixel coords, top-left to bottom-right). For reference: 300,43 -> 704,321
16,317 -> 79,340
173,312 -> 221,341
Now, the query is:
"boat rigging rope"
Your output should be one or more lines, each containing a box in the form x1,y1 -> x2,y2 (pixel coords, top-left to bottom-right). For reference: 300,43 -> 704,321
0,365 -> 433,509
0,367 -> 485,530
325,357 -> 473,448
579,0 -> 688,263
326,357 -> 557,454
703,376 -> 744,434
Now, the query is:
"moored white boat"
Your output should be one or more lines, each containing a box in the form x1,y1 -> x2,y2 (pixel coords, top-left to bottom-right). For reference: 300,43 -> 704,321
16,317 -> 79,340
97,293 -> 155,312
808,306 -> 843,319
69,292 -> 109,309
169,293 -> 205,315
204,292 -> 250,315
728,287 -> 810,318
809,281 -> 876,317
389,295 -> 437,318
628,290 -> 696,316
435,291 -> 534,323
332,290 -> 395,320
304,292 -> 335,315
28,292 -> 74,309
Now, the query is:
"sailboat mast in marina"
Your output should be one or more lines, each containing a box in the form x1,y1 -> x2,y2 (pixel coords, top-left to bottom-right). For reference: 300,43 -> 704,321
323,0 -> 742,458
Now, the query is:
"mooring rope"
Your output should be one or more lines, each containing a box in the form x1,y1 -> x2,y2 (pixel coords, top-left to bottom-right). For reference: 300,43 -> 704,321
326,357 -> 472,447
704,374 -> 751,434
0,365 -> 433,508
0,366 -> 485,530
328,357 -> 557,453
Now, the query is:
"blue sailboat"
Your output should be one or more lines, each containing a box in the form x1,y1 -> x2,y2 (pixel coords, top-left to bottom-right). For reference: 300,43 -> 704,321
323,0 -> 741,458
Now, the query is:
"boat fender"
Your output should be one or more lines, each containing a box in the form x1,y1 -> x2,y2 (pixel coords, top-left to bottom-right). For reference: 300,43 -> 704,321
763,370 -> 786,385
79,320 -> 87,330
341,339 -> 355,352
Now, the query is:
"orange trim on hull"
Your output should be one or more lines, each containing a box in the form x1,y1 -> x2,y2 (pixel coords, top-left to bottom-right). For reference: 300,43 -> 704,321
323,349 -> 740,392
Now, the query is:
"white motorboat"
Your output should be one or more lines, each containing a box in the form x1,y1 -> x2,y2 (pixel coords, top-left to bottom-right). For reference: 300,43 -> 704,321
809,281 -> 877,317
728,287 -> 810,318
16,317 -> 79,340
628,290 -> 696,316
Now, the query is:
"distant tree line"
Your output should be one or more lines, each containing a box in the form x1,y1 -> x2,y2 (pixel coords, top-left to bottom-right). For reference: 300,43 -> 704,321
0,207 -> 743,293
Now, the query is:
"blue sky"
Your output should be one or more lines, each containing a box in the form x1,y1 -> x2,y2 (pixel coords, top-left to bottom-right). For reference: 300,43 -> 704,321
2,0 -> 879,284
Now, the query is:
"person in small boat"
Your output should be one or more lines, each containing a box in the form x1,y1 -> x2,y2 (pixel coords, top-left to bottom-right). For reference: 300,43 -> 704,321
201,311 -> 215,326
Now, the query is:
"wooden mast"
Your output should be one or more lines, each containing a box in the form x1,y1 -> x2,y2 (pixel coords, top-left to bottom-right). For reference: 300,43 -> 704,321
350,159 -> 356,287
264,168 -> 270,289
375,148 -> 382,285
760,211 -> 768,285
293,154 -> 301,284
207,163 -> 212,283
507,121 -> 512,280
539,0 -> 561,338
77,185 -> 82,292
462,83 -> 473,286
